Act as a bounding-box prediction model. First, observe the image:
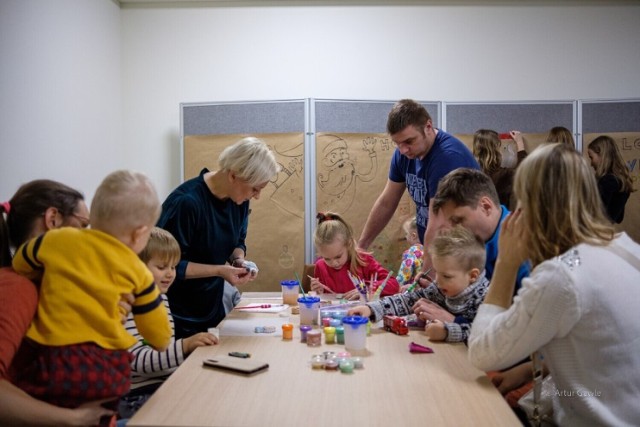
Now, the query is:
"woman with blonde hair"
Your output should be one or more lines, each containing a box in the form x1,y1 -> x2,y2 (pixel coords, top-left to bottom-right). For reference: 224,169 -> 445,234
158,136 -> 280,338
472,129 -> 526,210
587,135 -> 634,223
468,143 -> 640,426
545,126 -> 575,147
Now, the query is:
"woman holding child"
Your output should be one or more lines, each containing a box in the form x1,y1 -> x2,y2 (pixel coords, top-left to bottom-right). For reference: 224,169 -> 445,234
1,179 -> 116,425
468,143 -> 640,425
158,136 -> 279,338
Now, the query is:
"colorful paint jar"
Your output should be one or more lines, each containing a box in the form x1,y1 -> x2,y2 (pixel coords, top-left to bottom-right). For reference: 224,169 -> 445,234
335,326 -> 345,344
352,357 -> 364,369
299,325 -> 312,343
324,326 -> 336,344
311,355 -> 324,369
339,359 -> 354,374
307,329 -> 322,347
282,323 -> 294,340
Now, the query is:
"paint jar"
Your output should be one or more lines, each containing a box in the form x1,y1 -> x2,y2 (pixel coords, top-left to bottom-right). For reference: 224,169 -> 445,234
307,329 -> 322,347
298,296 -> 321,326
311,355 -> 324,369
342,316 -> 368,355
329,318 -> 342,327
335,326 -> 345,344
324,326 -> 336,344
324,359 -> 339,371
333,310 -> 347,321
321,317 -> 332,327
282,323 -> 294,340
299,325 -> 312,343
339,359 -> 354,374
352,357 -> 364,369
281,280 -> 300,306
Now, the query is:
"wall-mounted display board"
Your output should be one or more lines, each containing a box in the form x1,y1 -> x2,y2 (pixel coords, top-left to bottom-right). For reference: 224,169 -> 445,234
445,101 -> 577,157
580,100 -> 640,242
313,100 -> 439,271
182,101 -> 307,292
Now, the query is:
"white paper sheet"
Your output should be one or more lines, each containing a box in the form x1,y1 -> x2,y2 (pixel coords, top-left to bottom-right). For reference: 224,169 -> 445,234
219,316 -> 291,337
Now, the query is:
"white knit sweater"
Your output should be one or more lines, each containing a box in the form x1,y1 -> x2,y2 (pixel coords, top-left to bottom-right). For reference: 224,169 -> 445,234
468,233 -> 640,426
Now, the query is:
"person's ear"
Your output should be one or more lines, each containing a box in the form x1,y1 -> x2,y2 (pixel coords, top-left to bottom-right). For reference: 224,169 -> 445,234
478,196 -> 494,216
468,267 -> 480,284
131,225 -> 150,248
43,207 -> 61,230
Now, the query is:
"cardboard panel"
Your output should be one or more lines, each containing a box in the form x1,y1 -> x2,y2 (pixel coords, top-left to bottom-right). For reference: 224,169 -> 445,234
315,132 -> 416,271
184,133 -> 305,291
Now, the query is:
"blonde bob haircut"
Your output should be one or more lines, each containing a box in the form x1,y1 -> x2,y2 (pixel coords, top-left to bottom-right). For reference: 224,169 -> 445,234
90,170 -> 161,235
513,143 -> 615,267
429,225 -> 486,273
139,227 -> 181,265
219,137 -> 279,186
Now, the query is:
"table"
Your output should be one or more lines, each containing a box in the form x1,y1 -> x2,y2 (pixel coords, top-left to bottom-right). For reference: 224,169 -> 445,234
129,293 -> 519,427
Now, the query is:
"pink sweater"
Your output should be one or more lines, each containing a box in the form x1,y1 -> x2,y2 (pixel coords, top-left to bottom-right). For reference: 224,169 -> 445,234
314,252 -> 399,297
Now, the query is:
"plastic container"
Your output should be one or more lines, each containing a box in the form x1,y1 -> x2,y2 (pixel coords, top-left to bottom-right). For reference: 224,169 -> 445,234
342,316 -> 368,355
324,326 -> 336,344
307,329 -> 322,347
299,325 -> 312,343
298,296 -> 321,325
282,323 -> 294,340
281,280 -> 300,306
335,326 -> 345,344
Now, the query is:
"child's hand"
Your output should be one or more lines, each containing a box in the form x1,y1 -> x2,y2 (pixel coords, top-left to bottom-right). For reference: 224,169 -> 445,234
309,278 -> 325,294
425,320 -> 447,341
347,305 -> 372,318
343,289 -> 361,301
182,332 -> 218,355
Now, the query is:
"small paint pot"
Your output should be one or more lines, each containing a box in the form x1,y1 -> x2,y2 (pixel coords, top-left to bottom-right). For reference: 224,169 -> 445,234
299,325 -> 312,343
306,330 -> 322,347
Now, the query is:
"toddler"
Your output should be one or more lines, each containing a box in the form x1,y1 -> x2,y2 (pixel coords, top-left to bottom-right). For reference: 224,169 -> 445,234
310,212 -> 399,300
395,217 -> 424,291
348,225 -> 489,343
12,170 -> 171,410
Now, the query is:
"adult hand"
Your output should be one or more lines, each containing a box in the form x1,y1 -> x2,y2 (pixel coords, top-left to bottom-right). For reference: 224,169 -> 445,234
182,332 -> 218,356
497,208 -> 529,268
491,362 -> 533,395
425,319 -> 447,341
118,293 -> 134,324
347,305 -> 372,318
220,265 -> 253,286
412,299 -> 455,323
509,130 -> 526,151
71,398 -> 117,426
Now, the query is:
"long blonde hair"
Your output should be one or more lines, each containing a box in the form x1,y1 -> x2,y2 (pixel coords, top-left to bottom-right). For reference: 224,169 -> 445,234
588,135 -> 634,193
513,143 -> 615,267
546,126 -> 575,146
314,212 -> 366,274
473,129 -> 502,174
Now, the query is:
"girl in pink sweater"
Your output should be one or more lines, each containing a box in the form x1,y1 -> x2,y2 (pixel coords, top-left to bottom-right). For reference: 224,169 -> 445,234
310,212 -> 399,301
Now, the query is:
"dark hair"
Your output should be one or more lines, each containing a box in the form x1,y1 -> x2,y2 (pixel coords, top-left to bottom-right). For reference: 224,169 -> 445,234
387,99 -> 432,135
0,179 -> 84,266
432,168 -> 500,213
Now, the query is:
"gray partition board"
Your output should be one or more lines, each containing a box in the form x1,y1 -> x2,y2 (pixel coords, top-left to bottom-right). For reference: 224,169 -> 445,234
182,100 -> 306,135
314,100 -> 440,133
445,103 -> 574,134
581,101 -> 640,133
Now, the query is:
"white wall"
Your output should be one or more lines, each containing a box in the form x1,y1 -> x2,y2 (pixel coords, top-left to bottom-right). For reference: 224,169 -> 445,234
0,0 -> 122,202
2,2 -> 640,202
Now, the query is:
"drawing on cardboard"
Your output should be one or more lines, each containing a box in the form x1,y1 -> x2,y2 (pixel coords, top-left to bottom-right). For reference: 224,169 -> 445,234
316,134 -> 379,213
268,142 -> 304,219
278,244 -> 295,270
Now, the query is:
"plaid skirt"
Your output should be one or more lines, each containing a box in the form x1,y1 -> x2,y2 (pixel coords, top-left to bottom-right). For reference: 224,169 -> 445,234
15,341 -> 132,409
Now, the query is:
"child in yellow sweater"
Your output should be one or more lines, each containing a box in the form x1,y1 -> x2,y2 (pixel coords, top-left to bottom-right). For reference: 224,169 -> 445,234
12,170 -> 171,411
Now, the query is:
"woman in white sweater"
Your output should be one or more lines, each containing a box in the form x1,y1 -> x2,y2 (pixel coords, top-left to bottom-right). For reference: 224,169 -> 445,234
468,143 -> 640,426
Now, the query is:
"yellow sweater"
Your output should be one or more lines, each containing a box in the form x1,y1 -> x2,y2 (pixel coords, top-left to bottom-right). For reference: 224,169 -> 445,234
12,228 -> 171,350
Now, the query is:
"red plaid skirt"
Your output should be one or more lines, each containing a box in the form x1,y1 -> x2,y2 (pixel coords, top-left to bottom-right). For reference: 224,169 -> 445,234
15,341 -> 132,409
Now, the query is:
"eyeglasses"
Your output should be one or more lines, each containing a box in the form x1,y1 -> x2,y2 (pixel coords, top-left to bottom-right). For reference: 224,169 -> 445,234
69,213 -> 90,228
